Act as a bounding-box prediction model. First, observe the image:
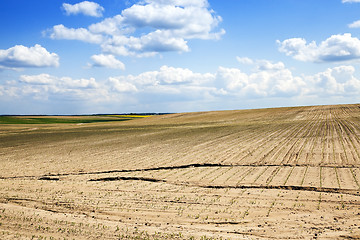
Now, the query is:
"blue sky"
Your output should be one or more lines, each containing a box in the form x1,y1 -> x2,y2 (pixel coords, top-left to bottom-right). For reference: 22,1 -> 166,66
1,0 -> 360,114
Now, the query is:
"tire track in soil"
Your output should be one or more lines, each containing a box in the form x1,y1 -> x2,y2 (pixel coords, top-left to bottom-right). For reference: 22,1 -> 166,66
1,163 -> 358,180
88,176 -> 360,197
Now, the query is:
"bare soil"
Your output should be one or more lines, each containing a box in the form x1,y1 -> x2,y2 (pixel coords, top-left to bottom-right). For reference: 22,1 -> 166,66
0,104 -> 360,239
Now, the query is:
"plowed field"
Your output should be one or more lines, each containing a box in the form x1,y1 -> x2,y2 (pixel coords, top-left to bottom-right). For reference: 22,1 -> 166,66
0,104 -> 360,239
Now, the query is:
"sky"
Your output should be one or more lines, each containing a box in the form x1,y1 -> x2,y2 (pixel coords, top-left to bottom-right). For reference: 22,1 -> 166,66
1,0 -> 360,114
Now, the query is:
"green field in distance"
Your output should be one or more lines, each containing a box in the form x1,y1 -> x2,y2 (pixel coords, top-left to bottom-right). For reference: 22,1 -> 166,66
0,115 -> 150,124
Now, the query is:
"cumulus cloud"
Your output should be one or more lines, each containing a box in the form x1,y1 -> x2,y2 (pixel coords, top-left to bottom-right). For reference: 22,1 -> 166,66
8,66 -> 216,104
0,44 -> 59,69
62,1 -> 104,17
103,61 -> 308,100
11,60 -> 360,103
349,20 -> 360,28
236,57 -> 253,65
305,65 -> 360,95
49,24 -> 103,44
121,0 -> 222,39
108,65 -> 214,89
217,60 -> 305,98
255,60 -> 285,71
48,0 -> 224,57
20,74 -> 55,85
90,54 -> 125,69
13,74 -> 104,102
220,59 -> 360,99
89,15 -> 129,36
108,77 -> 138,92
3,61 -> 360,112
20,74 -> 99,88
277,33 -> 360,62
216,67 -> 248,91
154,65 -> 214,85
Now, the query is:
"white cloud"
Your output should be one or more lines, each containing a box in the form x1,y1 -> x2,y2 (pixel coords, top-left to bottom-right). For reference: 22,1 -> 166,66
155,65 -> 214,85
236,57 -> 253,65
217,60 -> 305,98
256,60 -> 285,71
108,65 -> 215,88
89,15 -> 130,36
305,65 -> 360,95
101,30 -> 190,56
108,77 -> 138,92
342,0 -> 360,28
219,59 -> 360,99
277,33 -> 360,62
348,20 -> 360,28
121,0 -> 222,40
90,54 -> 125,69
216,67 -> 248,91
20,73 -> 55,85
11,61 -> 360,104
342,0 -> 360,2
144,0 -> 209,7
103,62 -> 308,100
13,74 -> 104,102
141,30 -> 190,52
0,44 -> 59,69
13,67 -> 215,103
62,1 -> 104,17
48,0 -> 224,57
50,24 -> 103,44
4,57 -> 360,113
237,57 -> 285,71
20,74 -> 99,89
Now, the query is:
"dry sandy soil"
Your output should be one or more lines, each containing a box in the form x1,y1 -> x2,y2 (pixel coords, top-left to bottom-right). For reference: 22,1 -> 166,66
0,104 -> 360,239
